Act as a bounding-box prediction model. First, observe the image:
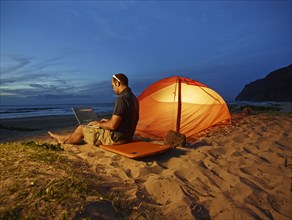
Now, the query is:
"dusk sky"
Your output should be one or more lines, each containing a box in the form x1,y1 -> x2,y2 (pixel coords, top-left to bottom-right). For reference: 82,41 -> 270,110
1,0 -> 291,105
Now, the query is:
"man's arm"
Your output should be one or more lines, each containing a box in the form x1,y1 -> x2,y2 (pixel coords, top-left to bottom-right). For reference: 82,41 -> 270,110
88,115 -> 122,130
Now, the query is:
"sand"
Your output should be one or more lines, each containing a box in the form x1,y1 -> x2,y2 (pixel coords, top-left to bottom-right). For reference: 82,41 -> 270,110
0,112 -> 291,219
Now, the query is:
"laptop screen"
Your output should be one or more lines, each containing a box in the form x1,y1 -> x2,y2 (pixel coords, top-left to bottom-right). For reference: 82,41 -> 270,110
72,107 -> 98,125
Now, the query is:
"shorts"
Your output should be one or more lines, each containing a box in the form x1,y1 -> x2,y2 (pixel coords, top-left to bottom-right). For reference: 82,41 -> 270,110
83,126 -> 115,145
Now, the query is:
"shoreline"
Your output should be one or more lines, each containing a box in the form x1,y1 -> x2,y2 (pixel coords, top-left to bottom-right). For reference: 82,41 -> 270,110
0,115 -> 76,128
0,114 -> 112,143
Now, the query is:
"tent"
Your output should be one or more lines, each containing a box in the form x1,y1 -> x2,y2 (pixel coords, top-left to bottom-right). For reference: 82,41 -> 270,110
136,76 -> 231,138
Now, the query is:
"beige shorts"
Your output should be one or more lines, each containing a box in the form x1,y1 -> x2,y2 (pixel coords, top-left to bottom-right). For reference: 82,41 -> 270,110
83,126 -> 115,146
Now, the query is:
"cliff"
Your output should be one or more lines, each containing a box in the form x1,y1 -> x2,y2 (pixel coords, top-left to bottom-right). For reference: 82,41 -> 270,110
236,64 -> 292,101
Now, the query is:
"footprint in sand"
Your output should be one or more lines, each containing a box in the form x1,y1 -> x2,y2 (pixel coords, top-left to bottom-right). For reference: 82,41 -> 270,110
144,174 -> 191,210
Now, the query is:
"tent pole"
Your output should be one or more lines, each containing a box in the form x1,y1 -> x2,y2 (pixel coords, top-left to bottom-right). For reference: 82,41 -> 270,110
176,78 -> 182,133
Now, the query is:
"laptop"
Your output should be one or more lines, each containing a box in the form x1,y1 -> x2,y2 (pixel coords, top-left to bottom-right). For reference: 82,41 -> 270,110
72,107 -> 99,127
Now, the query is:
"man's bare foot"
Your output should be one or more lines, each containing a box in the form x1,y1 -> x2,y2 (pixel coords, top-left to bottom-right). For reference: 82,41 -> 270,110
48,131 -> 68,144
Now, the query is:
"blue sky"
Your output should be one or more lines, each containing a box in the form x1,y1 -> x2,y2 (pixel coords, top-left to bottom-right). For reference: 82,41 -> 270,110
1,0 -> 291,105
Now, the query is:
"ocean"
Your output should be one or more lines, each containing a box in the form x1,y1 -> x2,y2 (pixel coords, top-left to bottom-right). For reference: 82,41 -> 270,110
0,103 -> 114,119
0,101 -> 291,119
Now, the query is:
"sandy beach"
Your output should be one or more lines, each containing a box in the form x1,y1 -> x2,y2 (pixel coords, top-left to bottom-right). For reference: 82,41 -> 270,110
0,111 -> 291,219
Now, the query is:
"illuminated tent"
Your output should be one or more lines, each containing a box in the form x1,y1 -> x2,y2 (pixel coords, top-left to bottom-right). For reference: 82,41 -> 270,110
136,76 -> 231,138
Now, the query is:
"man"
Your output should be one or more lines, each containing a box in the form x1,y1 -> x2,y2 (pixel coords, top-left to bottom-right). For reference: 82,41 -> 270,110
48,73 -> 139,145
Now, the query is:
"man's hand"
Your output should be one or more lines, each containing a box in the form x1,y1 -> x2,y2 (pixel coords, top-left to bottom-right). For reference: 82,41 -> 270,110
87,115 -> 121,130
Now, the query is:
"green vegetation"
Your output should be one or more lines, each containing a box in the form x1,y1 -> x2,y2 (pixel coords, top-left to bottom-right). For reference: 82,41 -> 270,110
0,142 -> 150,219
23,140 -> 64,151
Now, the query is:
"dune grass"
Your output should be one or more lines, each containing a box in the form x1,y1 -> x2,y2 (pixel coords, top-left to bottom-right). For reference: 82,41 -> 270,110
0,141 -> 153,219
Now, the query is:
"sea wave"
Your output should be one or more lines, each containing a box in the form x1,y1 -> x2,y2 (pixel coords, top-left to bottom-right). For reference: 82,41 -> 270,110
0,103 -> 114,119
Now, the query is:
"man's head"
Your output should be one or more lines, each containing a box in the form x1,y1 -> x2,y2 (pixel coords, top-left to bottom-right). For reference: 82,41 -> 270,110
112,73 -> 128,94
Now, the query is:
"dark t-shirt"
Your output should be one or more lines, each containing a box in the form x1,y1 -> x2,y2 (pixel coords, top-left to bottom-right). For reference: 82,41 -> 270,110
112,87 -> 139,141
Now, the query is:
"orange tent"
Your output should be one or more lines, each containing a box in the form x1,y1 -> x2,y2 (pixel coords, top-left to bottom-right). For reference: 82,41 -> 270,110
136,76 -> 231,138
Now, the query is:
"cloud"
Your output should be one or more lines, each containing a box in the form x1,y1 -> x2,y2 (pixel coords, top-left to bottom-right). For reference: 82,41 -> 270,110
0,53 -> 117,104
29,83 -> 49,89
1,54 -> 72,97
1,54 -> 33,75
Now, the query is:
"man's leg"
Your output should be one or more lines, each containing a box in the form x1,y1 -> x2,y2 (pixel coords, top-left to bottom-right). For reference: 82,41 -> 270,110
48,125 -> 84,144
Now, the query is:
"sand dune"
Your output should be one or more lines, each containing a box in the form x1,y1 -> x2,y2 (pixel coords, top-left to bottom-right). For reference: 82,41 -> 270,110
0,112 -> 291,219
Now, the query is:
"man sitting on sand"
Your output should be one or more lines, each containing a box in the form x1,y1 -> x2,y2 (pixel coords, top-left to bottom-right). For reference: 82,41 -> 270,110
48,73 -> 139,145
